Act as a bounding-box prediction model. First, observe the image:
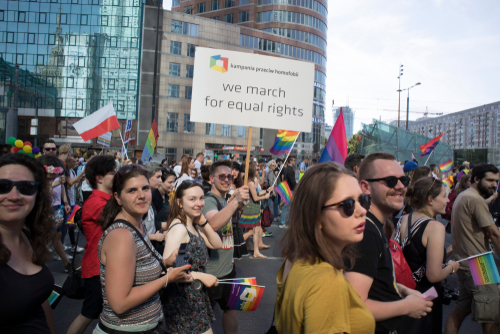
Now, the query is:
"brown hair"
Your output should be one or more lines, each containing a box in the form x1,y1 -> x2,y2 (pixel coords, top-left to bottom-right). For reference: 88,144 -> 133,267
247,162 -> 257,182
167,181 -> 204,228
410,166 -> 431,186
405,176 -> 443,209
209,160 -> 232,175
180,157 -> 193,176
285,155 -> 296,165
457,174 -> 471,195
358,152 -> 396,181
281,162 -> 356,270
201,165 -> 211,182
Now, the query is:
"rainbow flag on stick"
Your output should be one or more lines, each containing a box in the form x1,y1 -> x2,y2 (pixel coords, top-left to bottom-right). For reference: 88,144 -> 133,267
66,205 -> 81,228
226,283 -> 265,311
219,277 -> 257,285
442,176 -> 453,188
458,252 -> 500,285
269,130 -> 300,155
275,181 -> 293,205
420,133 -> 443,157
439,159 -> 454,174
141,120 -> 159,162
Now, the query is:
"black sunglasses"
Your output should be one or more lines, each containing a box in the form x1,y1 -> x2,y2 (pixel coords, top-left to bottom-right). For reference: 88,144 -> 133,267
365,176 -> 411,188
43,147 -> 57,152
0,179 -> 39,196
322,194 -> 371,217
213,173 -> 233,182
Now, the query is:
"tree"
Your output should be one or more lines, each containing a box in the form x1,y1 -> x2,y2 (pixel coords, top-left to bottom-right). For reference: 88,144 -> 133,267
347,132 -> 360,155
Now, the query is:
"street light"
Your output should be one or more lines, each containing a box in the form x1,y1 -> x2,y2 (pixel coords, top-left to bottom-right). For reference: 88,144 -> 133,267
397,65 -> 403,127
401,82 -> 421,130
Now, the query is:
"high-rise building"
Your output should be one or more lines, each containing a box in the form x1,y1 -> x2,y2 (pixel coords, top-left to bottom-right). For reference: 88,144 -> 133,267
333,106 -> 354,138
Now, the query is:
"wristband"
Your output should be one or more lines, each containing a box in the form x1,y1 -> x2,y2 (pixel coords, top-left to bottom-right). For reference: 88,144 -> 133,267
200,221 -> 209,228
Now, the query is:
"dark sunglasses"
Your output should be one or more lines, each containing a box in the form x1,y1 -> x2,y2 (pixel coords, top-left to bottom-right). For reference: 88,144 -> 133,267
0,179 -> 39,196
322,194 -> 371,217
213,173 -> 233,182
365,176 -> 411,188
43,147 -> 57,152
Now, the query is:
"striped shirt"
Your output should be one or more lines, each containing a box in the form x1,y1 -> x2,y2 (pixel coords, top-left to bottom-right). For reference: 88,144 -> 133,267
98,220 -> 162,327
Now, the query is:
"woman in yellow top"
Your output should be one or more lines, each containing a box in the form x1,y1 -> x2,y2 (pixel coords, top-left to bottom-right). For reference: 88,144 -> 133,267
275,162 -> 375,334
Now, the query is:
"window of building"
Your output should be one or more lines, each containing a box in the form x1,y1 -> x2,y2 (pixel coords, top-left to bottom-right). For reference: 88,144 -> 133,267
69,35 -> 77,45
236,126 -> 246,137
185,86 -> 192,100
212,16 -> 219,20
28,33 -> 35,44
171,21 -> 199,36
0,11 -> 4,21
183,148 -> 194,155
238,11 -> 249,22
210,0 -> 219,10
206,123 -> 216,135
101,16 -> 108,26
122,16 -> 129,27
81,14 -> 88,25
170,41 -> 182,55
57,55 -> 64,66
187,44 -> 196,57
99,57 -> 106,68
168,84 -> 180,98
167,113 -> 178,132
37,55 -> 44,65
221,124 -> 231,136
197,3 -> 206,13
224,13 -> 234,23
184,114 -> 195,133
18,12 -> 26,22
225,0 -> 235,7
240,0 -> 249,4
169,63 -> 181,76
184,6 -> 193,14
67,77 -> 74,88
186,65 -> 194,78
166,147 -> 177,163
108,79 -> 115,90
119,58 -> 127,69
128,79 -> 137,90
172,0 -> 180,6
16,54 -> 23,65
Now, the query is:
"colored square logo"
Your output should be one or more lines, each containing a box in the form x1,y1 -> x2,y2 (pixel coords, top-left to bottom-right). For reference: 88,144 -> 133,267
210,55 -> 228,73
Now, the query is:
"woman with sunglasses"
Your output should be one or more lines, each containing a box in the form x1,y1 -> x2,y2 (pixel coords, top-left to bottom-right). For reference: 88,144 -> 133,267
239,162 -> 273,258
393,176 -> 459,334
275,162 -> 375,333
0,154 -> 56,334
163,180 -> 222,334
174,157 -> 195,190
93,165 -> 190,334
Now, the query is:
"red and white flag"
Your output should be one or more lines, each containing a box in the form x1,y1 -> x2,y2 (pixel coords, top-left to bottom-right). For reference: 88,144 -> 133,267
73,103 -> 120,141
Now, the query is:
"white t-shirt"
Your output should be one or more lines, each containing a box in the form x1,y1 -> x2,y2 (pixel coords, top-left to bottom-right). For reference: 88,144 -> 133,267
67,169 -> 76,206
173,165 -> 182,177
52,177 -> 62,206
194,160 -> 202,174
175,173 -> 193,190
143,205 -> 156,235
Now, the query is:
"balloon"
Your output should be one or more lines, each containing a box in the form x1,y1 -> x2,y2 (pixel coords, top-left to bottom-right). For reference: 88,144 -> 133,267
15,140 -> 23,148
7,137 -> 16,146
18,150 -> 25,154
23,141 -> 32,147
35,154 -> 42,158
23,145 -> 32,153
27,153 -> 34,157
14,147 -> 21,153
10,147 -> 16,153
32,147 -> 40,155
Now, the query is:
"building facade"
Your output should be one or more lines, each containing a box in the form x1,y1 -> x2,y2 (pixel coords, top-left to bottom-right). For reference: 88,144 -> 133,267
170,0 -> 327,160
333,106 -> 354,138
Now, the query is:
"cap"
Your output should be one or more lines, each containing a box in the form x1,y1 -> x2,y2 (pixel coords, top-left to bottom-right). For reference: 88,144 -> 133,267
404,161 -> 418,173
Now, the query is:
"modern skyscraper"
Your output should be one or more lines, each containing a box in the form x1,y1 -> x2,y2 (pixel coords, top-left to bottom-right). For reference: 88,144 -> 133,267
334,106 -> 354,138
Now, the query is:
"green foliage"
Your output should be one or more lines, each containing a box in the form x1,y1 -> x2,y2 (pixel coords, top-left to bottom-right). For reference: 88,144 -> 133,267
347,133 -> 360,155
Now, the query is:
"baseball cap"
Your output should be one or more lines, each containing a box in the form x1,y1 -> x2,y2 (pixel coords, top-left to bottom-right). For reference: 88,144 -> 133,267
404,161 -> 418,173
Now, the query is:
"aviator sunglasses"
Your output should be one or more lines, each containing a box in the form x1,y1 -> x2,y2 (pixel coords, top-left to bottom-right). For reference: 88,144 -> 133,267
213,173 -> 233,182
322,194 -> 371,217
0,179 -> 39,196
365,176 -> 411,188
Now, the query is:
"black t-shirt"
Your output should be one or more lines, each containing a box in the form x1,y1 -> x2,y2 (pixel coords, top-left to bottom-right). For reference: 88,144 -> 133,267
350,211 -> 402,332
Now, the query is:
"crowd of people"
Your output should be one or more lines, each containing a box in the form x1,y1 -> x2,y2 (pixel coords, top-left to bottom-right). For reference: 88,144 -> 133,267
1,142 -> 500,334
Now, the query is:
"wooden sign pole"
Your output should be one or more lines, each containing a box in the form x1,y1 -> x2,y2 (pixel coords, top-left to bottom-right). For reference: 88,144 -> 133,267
243,126 -> 253,185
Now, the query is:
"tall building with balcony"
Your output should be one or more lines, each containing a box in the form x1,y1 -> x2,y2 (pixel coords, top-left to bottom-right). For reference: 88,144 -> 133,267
334,106 -> 354,138
170,0 -> 327,160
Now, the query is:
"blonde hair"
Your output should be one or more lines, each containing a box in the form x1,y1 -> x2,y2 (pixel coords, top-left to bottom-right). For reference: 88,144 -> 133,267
58,144 -> 71,155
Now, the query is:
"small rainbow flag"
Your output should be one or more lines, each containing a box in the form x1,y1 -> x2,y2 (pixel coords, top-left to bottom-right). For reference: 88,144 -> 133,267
420,133 -> 443,157
439,159 -> 454,174
275,181 -> 293,205
226,283 -> 265,311
219,277 -> 257,285
66,205 -> 81,228
269,130 -> 300,155
466,252 -> 500,285
442,177 -> 453,188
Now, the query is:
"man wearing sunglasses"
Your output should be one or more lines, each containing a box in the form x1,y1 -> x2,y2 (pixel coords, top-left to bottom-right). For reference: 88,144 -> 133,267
42,139 -> 58,156
202,160 -> 249,334
345,152 -> 433,334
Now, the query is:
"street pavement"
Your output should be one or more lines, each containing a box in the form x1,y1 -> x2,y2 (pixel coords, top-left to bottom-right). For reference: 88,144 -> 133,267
50,218 -> 484,334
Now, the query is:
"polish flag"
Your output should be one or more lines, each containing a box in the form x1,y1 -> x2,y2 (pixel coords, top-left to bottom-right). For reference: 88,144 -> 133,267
73,103 -> 120,141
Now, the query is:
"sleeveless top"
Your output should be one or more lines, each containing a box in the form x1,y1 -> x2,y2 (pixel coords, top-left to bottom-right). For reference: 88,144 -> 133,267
98,220 -> 163,327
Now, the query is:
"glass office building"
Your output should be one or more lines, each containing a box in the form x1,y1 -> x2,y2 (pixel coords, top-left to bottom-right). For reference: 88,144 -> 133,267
0,0 -> 145,143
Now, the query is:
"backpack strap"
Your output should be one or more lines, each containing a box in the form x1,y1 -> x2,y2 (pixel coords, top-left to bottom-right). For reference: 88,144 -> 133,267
205,193 -> 223,211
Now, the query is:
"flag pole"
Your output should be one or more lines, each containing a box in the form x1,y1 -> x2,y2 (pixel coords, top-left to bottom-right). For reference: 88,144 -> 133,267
119,131 -> 128,160
456,251 -> 493,263
424,150 -> 434,166
271,132 -> 300,188
243,126 -> 253,185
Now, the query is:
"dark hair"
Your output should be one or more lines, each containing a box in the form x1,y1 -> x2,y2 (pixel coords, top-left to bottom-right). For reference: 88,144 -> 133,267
0,154 -> 54,266
161,168 -> 176,182
471,164 -> 499,184
209,160 -> 232,175
406,176 -> 443,209
201,165 -> 211,181
410,166 -> 431,186
180,157 -> 193,176
196,152 -> 204,159
429,164 -> 436,171
358,152 -> 396,181
281,162 -> 356,270
231,162 -> 243,188
99,165 -> 150,230
311,158 -> 317,164
85,155 -> 116,190
36,154 -> 64,173
87,150 -> 96,158
344,154 -> 365,172
285,155 -> 296,164
42,139 -> 56,148
247,162 -> 257,182
457,174 -> 471,195
167,181 -> 205,229
130,157 -> 137,164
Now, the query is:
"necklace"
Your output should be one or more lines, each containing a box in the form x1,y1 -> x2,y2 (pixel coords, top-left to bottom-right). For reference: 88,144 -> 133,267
418,209 -> 434,218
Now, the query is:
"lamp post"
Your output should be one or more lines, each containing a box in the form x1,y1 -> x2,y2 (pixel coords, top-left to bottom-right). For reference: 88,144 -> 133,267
401,82 -> 421,130
397,65 -> 403,128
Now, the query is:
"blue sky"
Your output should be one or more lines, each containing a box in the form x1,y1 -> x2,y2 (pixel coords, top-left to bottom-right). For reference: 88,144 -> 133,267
164,0 -> 500,132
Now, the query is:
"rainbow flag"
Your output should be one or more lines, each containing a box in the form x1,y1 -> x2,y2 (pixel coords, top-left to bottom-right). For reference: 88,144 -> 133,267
219,277 -> 257,285
439,159 -> 454,174
468,252 -> 500,285
66,205 -> 81,228
226,283 -> 265,311
442,177 -> 453,188
319,107 -> 348,165
419,133 -> 443,157
141,120 -> 159,162
269,130 -> 300,155
275,181 -> 293,205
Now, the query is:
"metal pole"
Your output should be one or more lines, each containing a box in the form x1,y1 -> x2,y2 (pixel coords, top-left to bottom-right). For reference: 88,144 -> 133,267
151,1 -> 161,126
398,76 -> 401,128
406,90 -> 410,130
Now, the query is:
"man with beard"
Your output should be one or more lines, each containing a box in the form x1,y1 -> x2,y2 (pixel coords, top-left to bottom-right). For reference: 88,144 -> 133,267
345,152 -> 433,334
445,164 -> 500,334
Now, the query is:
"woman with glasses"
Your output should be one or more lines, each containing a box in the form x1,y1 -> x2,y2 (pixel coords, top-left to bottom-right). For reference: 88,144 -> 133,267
93,165 -> 190,334
175,157 -> 195,190
239,162 -> 273,258
275,162 -> 375,333
393,176 -> 459,334
163,180 -> 222,334
0,154 -> 56,334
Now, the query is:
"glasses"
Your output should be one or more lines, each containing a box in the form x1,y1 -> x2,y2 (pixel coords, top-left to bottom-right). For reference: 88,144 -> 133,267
213,173 -> 233,182
43,147 -> 57,152
322,194 -> 371,217
0,179 -> 39,196
365,176 -> 410,188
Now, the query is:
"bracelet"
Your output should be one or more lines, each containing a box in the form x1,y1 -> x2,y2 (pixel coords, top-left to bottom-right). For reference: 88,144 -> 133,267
200,221 -> 209,228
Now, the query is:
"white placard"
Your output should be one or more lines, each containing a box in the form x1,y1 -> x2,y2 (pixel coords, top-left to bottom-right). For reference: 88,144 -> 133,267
191,47 -> 315,133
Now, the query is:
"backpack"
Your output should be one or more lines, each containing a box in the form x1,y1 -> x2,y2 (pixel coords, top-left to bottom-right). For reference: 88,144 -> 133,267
261,206 -> 273,228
